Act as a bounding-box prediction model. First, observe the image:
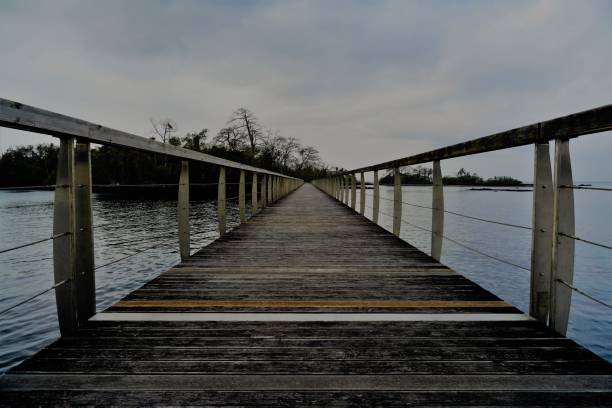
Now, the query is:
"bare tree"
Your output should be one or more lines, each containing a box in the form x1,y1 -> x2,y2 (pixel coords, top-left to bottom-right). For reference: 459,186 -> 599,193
276,136 -> 300,169
228,108 -> 262,155
296,146 -> 321,171
214,126 -> 246,151
150,118 -> 177,144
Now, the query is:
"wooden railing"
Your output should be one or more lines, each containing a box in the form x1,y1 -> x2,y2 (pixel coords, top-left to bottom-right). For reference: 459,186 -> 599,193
313,103 -> 612,335
0,98 -> 303,334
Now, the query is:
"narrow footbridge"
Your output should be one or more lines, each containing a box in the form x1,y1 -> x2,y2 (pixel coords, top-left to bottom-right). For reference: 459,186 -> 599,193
1,99 -> 612,406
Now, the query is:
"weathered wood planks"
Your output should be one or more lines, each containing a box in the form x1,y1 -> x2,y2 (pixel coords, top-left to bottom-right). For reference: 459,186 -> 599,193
1,183 -> 610,407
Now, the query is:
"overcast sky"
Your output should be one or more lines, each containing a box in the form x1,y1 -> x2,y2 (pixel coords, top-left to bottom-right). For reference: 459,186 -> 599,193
1,0 -> 611,181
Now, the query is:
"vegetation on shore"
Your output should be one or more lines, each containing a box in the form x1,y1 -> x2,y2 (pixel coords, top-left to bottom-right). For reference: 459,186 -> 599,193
0,108 -> 332,187
379,166 -> 523,186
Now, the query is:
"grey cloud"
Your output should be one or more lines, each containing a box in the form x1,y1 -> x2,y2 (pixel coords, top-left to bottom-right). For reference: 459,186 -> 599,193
0,0 -> 611,181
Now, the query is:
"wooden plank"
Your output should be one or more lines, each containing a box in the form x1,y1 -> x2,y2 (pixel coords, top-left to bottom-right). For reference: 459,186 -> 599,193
112,300 -> 512,308
3,374 -> 610,391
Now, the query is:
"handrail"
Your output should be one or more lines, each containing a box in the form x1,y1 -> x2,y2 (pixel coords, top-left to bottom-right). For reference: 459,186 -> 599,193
0,98 -> 298,179
314,102 -> 612,338
339,103 -> 612,175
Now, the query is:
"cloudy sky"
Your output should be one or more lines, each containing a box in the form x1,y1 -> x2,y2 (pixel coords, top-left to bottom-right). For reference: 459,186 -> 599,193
1,0 -> 611,181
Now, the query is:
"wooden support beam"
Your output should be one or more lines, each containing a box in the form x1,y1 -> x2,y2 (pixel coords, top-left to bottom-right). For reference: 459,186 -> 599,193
373,170 -> 379,223
530,143 -> 553,323
359,172 -> 366,215
350,173 -> 356,210
550,139 -> 575,335
344,176 -> 350,205
431,160 -> 444,261
217,167 -> 226,236
261,175 -> 267,208
53,138 -> 77,335
178,161 -> 190,260
267,174 -> 272,204
251,172 -> 258,215
393,168 -> 402,236
239,170 -> 246,223
74,142 -> 95,327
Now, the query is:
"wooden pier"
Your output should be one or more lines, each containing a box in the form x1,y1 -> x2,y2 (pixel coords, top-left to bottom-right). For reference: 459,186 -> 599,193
1,184 -> 610,407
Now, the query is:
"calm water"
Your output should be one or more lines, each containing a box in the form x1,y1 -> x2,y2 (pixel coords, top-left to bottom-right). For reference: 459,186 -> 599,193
1,185 -> 611,373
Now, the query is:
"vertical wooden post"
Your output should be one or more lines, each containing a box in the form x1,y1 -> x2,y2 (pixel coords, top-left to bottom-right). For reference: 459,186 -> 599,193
393,167 -> 402,236
178,160 -> 190,260
359,172 -> 366,215
373,170 -> 379,223
54,138 -> 77,335
267,175 -> 273,203
339,177 -> 344,203
350,173 -> 356,210
252,172 -> 258,215
218,167 -> 226,236
530,143 -> 553,323
343,176 -> 349,205
74,142 -> 95,327
431,160 -> 444,261
550,139 -> 575,335
262,175 -> 267,208
239,170 -> 246,223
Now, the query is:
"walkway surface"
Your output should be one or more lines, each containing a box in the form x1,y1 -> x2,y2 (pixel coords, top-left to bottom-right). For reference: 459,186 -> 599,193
1,184 -> 611,406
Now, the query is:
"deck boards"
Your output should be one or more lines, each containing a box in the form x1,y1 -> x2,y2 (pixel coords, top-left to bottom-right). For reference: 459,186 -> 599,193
1,183 -> 610,407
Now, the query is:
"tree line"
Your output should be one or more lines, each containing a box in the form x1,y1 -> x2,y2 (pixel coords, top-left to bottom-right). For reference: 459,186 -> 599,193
378,166 -> 523,186
0,108 -> 332,187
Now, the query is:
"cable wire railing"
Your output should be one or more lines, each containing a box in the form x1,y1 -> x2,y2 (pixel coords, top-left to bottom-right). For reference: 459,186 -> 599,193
314,102 -> 612,333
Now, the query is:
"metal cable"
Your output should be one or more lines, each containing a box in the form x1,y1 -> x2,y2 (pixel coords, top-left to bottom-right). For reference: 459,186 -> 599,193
556,279 -> 612,309
0,232 -> 70,255
94,238 -> 176,270
364,191 -> 531,230
375,208 -> 531,272
558,232 -> 612,251
560,185 -> 612,192
0,279 -> 70,316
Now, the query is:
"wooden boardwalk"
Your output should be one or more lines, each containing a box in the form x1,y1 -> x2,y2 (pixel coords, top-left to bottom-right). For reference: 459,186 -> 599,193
1,184 -> 611,406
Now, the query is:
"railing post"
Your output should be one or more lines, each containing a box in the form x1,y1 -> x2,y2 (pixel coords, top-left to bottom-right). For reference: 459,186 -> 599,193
239,170 -> 246,223
252,172 -> 258,215
267,175 -> 273,203
431,160 -> 444,261
550,139 -> 575,335
218,166 -> 226,236
74,141 -> 95,327
262,175 -> 267,208
359,172 -> 365,215
530,143 -> 553,323
350,173 -> 356,210
393,167 -> 402,236
178,160 -> 190,260
53,137 -> 77,335
373,170 -> 379,223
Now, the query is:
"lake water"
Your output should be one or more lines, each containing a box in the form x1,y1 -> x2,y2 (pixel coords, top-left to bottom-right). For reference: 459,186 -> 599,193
1,184 -> 611,374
